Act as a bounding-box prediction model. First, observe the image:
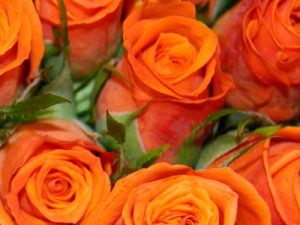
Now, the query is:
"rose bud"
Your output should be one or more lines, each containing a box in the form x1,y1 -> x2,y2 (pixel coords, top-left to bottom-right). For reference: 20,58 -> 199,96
210,126 -> 300,225
35,0 -> 123,77
215,0 -> 300,122
0,119 -> 115,225
91,163 -> 271,225
97,0 -> 233,163
0,0 -> 44,106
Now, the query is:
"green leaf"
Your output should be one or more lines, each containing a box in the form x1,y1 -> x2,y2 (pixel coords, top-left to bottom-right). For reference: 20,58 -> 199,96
252,125 -> 282,137
218,125 -> 282,167
98,135 -> 120,153
176,108 -> 241,167
97,111 -> 146,164
42,52 -> 64,80
0,94 -> 69,123
218,111 -> 275,136
106,112 -> 126,144
44,42 -> 60,61
210,0 -> 240,22
236,117 -> 253,140
195,131 -> 240,169
40,63 -> 76,119
123,101 -> 152,125
74,67 -> 110,124
219,138 -> 267,167
116,41 -> 125,59
98,112 -> 144,161
176,144 -> 199,167
136,144 -> 169,169
111,149 -> 135,184
103,64 -> 132,86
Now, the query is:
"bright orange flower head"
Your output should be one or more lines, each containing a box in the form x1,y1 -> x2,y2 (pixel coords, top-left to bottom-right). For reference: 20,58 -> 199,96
210,126 -> 300,225
215,0 -> 300,122
93,163 -> 271,225
97,0 -> 233,163
0,119 -> 114,225
35,0 -> 123,77
0,0 -> 44,106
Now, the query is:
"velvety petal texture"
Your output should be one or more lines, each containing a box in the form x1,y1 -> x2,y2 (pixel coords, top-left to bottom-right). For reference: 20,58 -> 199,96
95,163 -> 271,225
211,126 -> 300,225
0,0 -> 44,106
97,0 -> 233,163
35,0 -> 123,76
0,119 -> 114,225
215,0 -> 300,122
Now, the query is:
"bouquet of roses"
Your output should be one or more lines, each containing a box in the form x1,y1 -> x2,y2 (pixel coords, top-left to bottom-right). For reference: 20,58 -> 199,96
0,0 -> 299,224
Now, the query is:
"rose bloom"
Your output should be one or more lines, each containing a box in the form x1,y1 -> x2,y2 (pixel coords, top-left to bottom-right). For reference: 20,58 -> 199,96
35,0 -> 123,77
93,163 -> 271,225
210,126 -> 300,225
97,0 -> 233,163
0,0 -> 44,106
0,119 -> 114,225
215,0 -> 300,122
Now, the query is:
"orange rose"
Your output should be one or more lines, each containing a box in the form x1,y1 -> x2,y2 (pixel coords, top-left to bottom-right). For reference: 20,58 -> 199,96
35,0 -> 123,76
92,163 -> 271,225
210,126 -> 300,225
215,0 -> 300,122
0,119 -> 114,225
97,0 -> 233,162
0,0 -> 44,106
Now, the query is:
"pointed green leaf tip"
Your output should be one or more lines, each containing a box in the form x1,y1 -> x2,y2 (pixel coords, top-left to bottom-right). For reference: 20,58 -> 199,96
0,94 -> 70,123
252,125 -> 282,137
106,111 -> 126,144
136,144 -> 169,169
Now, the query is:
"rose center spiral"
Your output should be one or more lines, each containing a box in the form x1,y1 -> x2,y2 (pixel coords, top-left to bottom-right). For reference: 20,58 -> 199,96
291,1 -> 300,31
154,33 -> 197,76
46,177 -> 70,195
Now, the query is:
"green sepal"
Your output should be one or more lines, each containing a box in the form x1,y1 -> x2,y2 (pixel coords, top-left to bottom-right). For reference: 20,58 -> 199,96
176,108 -> 241,167
195,131 -> 240,169
196,117 -> 282,169
252,125 -> 282,137
74,67 -> 110,125
98,135 -> 120,153
97,109 -> 145,164
39,63 -> 76,120
217,111 -> 275,136
218,125 -> 282,167
0,94 -> 69,123
106,111 -> 126,144
103,64 -> 132,86
136,144 -> 169,169
97,103 -> 173,182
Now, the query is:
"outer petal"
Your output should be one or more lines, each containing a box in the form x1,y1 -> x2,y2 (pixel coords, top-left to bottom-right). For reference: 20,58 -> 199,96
94,163 -> 271,225
211,126 -> 300,224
